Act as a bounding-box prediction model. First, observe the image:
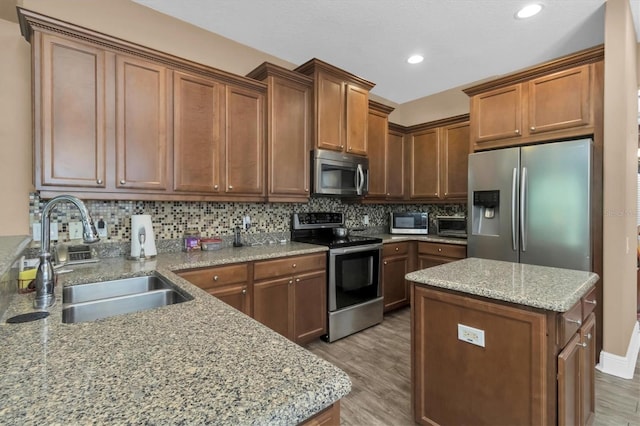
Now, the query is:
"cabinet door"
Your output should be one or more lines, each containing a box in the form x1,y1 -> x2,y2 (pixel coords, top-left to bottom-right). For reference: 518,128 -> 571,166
386,130 -> 405,199
268,77 -> 310,200
580,313 -> 596,426
116,55 -> 169,190
409,129 -> 440,200
441,121 -> 470,201
293,270 -> 327,344
173,72 -> 224,193
472,84 -> 522,144
225,85 -> 265,195
253,276 -> 293,339
418,255 -> 450,270
558,333 -> 581,426
210,284 -> 250,315
346,84 -> 369,156
366,108 -> 388,198
316,71 -> 345,151
383,255 -> 410,312
38,34 -> 106,189
528,65 -> 591,135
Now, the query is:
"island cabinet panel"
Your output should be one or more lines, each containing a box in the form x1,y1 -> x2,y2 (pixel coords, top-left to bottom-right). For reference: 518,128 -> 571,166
225,85 -> 265,196
300,401 -> 340,426
37,33 -> 107,189
253,253 -> 327,344
382,242 -> 412,312
115,54 -> 169,191
173,71 -> 224,193
412,285 -> 549,425
177,263 -> 250,315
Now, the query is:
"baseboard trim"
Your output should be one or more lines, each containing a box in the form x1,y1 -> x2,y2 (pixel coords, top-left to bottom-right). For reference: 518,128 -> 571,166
596,321 -> 640,379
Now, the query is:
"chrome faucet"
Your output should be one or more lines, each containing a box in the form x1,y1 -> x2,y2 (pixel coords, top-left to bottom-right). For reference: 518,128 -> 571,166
34,195 -> 100,309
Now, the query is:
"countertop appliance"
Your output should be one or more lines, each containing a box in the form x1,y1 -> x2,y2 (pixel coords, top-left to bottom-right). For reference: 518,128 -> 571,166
291,212 -> 383,342
467,138 -> 591,271
390,212 -> 428,234
311,149 -> 369,197
436,215 -> 467,238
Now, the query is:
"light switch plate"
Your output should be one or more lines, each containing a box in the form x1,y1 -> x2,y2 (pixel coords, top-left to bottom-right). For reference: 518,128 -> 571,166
457,324 -> 485,347
33,222 -> 59,241
69,222 -> 83,240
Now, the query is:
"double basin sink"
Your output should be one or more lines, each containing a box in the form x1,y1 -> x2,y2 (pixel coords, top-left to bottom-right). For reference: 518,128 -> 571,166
62,274 -> 192,324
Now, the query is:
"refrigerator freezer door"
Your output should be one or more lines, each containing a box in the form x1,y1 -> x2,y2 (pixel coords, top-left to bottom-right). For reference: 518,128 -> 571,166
467,147 -> 520,262
520,139 -> 591,271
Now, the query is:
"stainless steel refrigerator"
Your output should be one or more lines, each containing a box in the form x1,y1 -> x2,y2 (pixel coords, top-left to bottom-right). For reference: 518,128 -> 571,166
467,138 -> 591,271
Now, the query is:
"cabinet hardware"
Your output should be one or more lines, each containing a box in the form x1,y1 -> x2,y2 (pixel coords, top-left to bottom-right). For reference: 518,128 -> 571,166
214,184 -> 218,190
581,342 -> 588,348
295,278 -> 300,282
292,263 -> 296,268
395,247 -> 399,251
120,180 -> 126,185
384,261 -> 388,265
515,129 -> 520,135
96,179 -> 103,185
213,275 -> 219,281
586,333 -> 592,340
228,185 -> 233,190
288,280 -> 293,284
565,318 -> 582,326
340,145 -> 344,149
584,299 -> 597,305
438,248 -> 442,252
305,188 -> 309,192
530,126 -> 535,131
242,289 -> 246,295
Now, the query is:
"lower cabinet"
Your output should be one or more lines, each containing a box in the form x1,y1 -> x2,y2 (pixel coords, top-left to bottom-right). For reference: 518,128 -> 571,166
382,242 -> 412,312
300,402 -> 341,426
253,253 -> 327,345
177,263 -> 250,315
417,241 -> 466,269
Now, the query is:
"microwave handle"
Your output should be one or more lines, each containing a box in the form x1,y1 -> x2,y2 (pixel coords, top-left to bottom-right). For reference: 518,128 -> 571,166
356,164 -> 365,195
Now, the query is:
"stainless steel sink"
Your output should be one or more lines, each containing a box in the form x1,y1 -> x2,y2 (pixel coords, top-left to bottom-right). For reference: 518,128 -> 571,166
62,275 -> 192,323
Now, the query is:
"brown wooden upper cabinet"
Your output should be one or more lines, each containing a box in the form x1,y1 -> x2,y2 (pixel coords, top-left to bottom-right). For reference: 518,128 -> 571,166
406,116 -> 470,203
21,8 -> 267,202
247,63 -> 313,202
365,101 -> 396,201
465,58 -> 599,151
296,58 -> 375,156
386,126 -> 406,200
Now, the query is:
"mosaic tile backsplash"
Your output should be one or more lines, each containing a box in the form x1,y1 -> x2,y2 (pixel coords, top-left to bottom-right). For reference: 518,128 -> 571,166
28,192 -> 465,245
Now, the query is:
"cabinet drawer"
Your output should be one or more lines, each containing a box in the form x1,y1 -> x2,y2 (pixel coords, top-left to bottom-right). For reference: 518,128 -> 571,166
581,286 -> 597,320
254,253 -> 326,280
178,263 -> 248,290
557,300 -> 583,348
418,242 -> 466,259
383,242 -> 409,257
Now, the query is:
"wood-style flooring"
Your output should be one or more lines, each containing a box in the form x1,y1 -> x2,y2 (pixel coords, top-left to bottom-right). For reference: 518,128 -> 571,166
306,307 -> 640,426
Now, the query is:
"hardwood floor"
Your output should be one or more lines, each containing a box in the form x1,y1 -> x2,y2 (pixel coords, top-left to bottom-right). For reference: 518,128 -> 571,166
306,307 -> 640,426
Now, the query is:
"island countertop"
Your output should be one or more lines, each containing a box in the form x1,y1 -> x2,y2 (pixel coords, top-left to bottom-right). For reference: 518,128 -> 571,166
406,257 -> 599,312
0,242 -> 350,425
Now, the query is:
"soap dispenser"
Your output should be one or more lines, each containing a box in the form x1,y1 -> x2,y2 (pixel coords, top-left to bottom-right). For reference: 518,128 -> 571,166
233,226 -> 243,247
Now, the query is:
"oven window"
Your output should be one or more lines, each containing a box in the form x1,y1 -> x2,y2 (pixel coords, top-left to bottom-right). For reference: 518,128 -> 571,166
334,251 -> 379,310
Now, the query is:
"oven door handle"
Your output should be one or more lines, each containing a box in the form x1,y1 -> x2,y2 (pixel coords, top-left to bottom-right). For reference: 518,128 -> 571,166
330,243 -> 382,255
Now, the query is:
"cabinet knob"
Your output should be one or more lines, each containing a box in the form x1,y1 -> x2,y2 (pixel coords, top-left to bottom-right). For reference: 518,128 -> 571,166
584,299 -> 597,306
387,193 -> 390,196
96,179 -> 103,185
438,248 -> 442,252
292,263 -> 296,268
213,275 -> 219,281
395,247 -> 399,251
566,318 -> 582,326
295,278 -> 300,282
530,126 -> 535,131
586,333 -> 592,340
340,145 -> 344,149
514,129 -> 520,135
305,188 -> 309,192
384,261 -> 388,265
348,147 -> 352,151
228,185 -> 233,190
214,184 -> 218,190
581,342 -> 588,348
289,280 -> 293,284
242,289 -> 246,295
120,180 -> 126,185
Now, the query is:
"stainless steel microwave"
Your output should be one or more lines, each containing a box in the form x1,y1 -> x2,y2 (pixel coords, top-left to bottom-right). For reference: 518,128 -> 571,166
390,212 -> 428,234
436,215 -> 467,238
311,149 -> 369,197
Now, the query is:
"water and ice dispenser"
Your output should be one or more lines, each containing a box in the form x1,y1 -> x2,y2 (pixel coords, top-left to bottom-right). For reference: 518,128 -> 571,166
471,190 -> 500,236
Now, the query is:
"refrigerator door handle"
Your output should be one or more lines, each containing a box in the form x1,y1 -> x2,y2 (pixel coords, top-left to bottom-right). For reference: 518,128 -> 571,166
511,168 -> 517,251
520,167 -> 527,252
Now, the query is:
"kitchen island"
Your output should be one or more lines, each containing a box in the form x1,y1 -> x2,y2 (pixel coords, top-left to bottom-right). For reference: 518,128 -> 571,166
0,240 -> 349,425
406,257 -> 599,426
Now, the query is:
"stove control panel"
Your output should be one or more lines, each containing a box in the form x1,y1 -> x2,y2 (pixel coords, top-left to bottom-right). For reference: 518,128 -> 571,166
292,212 -> 344,229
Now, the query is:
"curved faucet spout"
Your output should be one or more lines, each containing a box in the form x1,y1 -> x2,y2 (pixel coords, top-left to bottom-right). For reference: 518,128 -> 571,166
35,195 -> 100,309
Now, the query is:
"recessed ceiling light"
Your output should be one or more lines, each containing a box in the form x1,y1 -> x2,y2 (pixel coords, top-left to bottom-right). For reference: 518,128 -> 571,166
516,4 -> 543,19
407,55 -> 424,64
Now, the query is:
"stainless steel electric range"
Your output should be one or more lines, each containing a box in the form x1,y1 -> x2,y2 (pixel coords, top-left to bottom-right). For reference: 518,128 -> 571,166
291,212 -> 383,342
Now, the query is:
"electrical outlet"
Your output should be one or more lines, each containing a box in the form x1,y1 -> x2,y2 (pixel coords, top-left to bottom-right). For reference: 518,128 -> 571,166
96,217 -> 108,238
32,223 -> 41,241
69,222 -> 83,240
33,222 -> 59,241
243,215 -> 251,230
363,214 -> 369,225
457,324 -> 485,347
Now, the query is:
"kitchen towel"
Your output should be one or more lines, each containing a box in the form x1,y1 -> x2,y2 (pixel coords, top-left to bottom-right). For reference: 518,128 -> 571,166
130,214 -> 157,258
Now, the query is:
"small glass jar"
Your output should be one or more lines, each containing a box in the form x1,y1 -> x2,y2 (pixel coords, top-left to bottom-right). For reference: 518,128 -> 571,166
183,229 -> 201,252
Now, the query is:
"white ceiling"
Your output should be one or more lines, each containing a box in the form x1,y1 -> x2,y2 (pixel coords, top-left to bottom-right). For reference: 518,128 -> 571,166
133,0 -> 638,104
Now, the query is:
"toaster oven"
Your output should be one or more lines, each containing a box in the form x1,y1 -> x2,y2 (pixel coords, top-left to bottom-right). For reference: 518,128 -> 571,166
436,216 -> 467,238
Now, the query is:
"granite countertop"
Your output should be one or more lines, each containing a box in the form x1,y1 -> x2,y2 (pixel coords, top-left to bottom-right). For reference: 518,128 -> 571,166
0,242 -> 351,425
377,233 -> 467,246
406,257 -> 599,312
